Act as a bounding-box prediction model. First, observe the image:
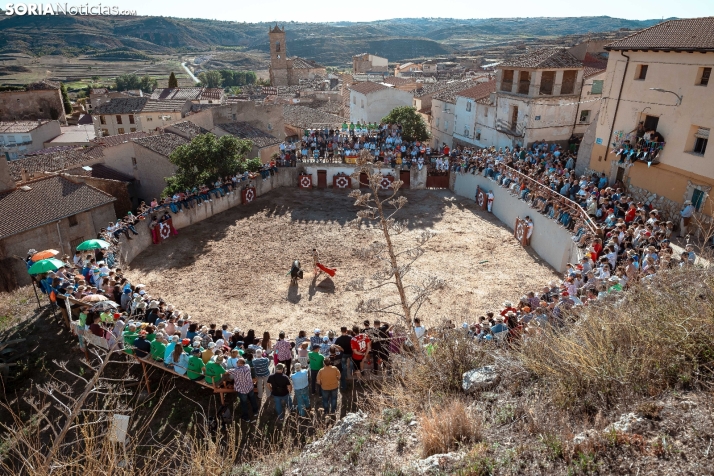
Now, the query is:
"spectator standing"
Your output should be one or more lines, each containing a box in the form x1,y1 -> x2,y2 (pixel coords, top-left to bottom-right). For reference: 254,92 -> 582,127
252,350 -> 271,400
334,326 -> 353,390
223,359 -> 258,422
267,363 -> 293,421
317,358 -> 341,414
273,332 -> 293,374
308,345 -> 325,395
291,362 -> 311,416
350,325 -> 371,376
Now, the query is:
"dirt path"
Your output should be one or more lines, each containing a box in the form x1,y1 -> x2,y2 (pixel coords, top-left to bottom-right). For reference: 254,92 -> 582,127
125,188 -> 560,338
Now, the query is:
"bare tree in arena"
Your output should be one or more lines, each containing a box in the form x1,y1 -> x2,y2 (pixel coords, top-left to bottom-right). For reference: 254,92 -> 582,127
348,149 -> 444,333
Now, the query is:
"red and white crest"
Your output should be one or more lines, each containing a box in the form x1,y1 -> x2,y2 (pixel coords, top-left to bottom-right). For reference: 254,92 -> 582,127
300,176 -> 312,188
515,220 -> 525,243
159,222 -> 171,240
335,176 -> 349,189
477,189 -> 485,208
244,187 -> 256,203
379,177 -> 393,190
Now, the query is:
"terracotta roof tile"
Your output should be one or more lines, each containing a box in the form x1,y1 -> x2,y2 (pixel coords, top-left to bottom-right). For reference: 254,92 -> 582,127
283,105 -> 345,129
94,97 -> 149,115
7,146 -> 103,182
606,17 -> 714,52
350,81 -> 389,95
200,88 -> 224,100
382,76 -> 413,86
133,131 -> 189,157
433,80 -> 479,104
93,131 -> 150,147
0,175 -> 115,239
500,48 -> 582,69
0,120 -> 50,133
140,99 -> 189,113
150,88 -> 203,100
217,122 -> 280,148
62,163 -> 135,182
455,80 -> 496,101
167,120 -> 209,139
290,57 -> 324,69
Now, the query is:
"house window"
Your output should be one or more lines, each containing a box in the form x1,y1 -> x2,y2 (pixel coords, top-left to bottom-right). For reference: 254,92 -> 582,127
361,100 -> 364,109
475,131 -> 481,141
636,64 -> 648,80
118,128 -> 125,134
68,214 -> 79,227
100,115 -> 106,125
501,70 -> 514,92
130,128 -> 136,132
131,157 -> 137,166
561,70 -> 577,95
464,127 -> 469,137
510,105 -> 519,130
591,80 -> 604,94
466,102 -> 471,112
697,67 -> 711,86
692,189 -> 706,211
484,107 -> 488,117
69,237 -> 85,250
539,71 -> 555,95
643,115 -> 659,132
146,116 -> 153,122
579,110 -> 591,123
116,115 -> 123,124
101,129 -> 109,136
518,70 -> 531,94
693,127 -> 709,155
353,96 -> 356,105
129,114 -> 135,124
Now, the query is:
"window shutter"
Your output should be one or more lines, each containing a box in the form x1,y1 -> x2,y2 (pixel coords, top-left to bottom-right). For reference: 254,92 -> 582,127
695,127 -> 710,139
591,80 -> 603,95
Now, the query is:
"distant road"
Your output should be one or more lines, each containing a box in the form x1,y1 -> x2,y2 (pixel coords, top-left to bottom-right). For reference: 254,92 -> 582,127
181,62 -> 199,83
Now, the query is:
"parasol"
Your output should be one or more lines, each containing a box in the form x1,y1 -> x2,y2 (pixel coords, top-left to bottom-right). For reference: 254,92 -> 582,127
76,239 -> 110,251
90,301 -> 119,311
31,249 -> 60,262
81,294 -> 109,303
28,258 -> 66,275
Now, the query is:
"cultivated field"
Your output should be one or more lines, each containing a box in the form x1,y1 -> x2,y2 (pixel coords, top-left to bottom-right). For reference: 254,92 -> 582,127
125,188 -> 559,337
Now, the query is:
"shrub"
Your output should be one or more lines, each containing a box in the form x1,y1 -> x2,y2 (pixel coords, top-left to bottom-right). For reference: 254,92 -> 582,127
419,400 -> 481,457
517,267 -> 714,412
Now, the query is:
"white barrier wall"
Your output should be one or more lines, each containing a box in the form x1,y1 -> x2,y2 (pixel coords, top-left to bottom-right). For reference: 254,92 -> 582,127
452,172 -> 579,272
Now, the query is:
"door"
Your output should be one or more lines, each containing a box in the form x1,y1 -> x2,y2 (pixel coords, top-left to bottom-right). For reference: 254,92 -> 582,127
400,169 -> 410,189
510,106 -> 519,130
317,170 -> 327,188
615,166 -> 625,184
643,115 -> 659,132
359,172 -> 369,188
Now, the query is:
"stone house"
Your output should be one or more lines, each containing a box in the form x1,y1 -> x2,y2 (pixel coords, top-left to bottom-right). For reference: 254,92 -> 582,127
0,120 -> 62,160
349,82 -> 413,124
451,80 -> 498,148
586,17 -> 714,220
0,80 -> 67,124
353,53 -> 389,74
0,160 -> 116,290
394,62 -> 422,78
428,80 -> 480,148
150,88 -> 225,105
93,97 -> 191,137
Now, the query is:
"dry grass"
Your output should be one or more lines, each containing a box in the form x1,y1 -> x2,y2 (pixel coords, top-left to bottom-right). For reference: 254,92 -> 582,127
419,400 -> 481,457
516,266 -> 714,412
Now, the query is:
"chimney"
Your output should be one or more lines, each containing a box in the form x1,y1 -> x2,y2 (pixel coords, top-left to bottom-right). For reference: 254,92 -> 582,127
20,168 -> 29,183
0,157 -> 16,193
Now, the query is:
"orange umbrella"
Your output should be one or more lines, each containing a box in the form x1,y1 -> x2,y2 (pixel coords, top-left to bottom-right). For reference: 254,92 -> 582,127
31,249 -> 60,262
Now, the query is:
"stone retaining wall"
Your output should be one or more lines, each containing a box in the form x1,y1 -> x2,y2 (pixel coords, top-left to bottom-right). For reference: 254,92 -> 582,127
451,171 -> 580,271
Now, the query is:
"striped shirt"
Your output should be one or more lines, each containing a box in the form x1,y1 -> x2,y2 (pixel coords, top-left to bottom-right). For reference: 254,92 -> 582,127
274,339 -> 292,361
252,356 -> 271,377
227,365 -> 253,394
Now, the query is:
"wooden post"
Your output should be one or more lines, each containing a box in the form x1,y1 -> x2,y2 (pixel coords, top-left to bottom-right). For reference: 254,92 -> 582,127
139,358 -> 151,394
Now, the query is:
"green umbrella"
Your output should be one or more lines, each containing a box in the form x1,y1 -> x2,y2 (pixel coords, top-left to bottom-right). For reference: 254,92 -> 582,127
28,258 -> 66,275
76,239 -> 110,251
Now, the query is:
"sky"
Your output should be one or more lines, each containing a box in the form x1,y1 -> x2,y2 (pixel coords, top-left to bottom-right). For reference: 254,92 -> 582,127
110,0 -> 711,23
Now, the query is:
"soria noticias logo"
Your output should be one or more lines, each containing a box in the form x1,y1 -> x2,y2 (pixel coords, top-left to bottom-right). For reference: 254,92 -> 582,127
3,3 -> 137,15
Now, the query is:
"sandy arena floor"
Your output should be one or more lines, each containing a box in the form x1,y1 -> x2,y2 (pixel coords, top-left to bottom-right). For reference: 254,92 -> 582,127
125,188 -> 560,337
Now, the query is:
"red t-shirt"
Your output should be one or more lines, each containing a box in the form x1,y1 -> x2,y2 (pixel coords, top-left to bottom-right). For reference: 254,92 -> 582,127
351,334 -> 371,360
625,208 -> 636,222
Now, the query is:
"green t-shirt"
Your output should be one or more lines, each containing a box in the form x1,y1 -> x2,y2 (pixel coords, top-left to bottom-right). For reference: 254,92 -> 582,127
204,361 -> 226,385
308,351 -> 325,371
150,340 -> 166,361
187,355 -> 205,380
123,331 -> 138,355
145,333 -> 156,342
79,312 -> 88,327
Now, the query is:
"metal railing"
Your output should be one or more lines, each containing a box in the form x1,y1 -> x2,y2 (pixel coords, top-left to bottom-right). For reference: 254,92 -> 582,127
497,164 -> 601,238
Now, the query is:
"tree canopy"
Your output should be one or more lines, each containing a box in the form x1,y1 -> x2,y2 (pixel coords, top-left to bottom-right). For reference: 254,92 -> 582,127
115,73 -> 157,93
382,106 -> 430,142
197,70 -> 222,88
59,82 -> 72,114
168,72 -> 178,88
164,134 -> 253,196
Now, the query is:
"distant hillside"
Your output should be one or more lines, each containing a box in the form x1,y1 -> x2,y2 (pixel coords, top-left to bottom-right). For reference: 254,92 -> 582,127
0,15 -> 668,66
